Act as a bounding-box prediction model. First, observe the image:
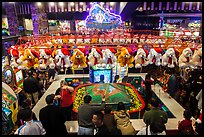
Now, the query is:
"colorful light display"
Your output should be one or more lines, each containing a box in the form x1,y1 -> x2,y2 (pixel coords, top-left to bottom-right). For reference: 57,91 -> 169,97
85,2 -> 122,30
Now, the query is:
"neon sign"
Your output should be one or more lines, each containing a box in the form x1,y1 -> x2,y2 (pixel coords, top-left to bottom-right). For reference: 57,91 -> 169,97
85,2 -> 122,30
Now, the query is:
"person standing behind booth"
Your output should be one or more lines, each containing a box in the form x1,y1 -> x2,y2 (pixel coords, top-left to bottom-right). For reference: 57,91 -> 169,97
55,80 -> 74,121
144,73 -> 154,110
77,94 -> 106,135
39,94 -> 68,136
114,102 -> 136,135
23,70 -> 41,107
143,98 -> 168,132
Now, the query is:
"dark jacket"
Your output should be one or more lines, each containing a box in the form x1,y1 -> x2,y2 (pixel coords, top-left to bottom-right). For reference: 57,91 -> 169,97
95,124 -> 111,135
78,103 -> 105,128
39,104 -> 68,136
143,107 -> 168,126
103,113 -> 122,135
23,76 -> 41,94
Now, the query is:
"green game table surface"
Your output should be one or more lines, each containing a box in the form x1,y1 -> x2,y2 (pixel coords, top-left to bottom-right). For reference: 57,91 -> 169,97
72,83 -> 145,113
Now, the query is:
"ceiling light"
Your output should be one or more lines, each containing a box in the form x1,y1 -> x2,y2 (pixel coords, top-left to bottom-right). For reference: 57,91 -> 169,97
70,2 -> 74,6
50,2 -> 54,6
59,2 -> 64,6
37,2 -> 42,7
79,2 -> 83,6
110,2 -> 114,6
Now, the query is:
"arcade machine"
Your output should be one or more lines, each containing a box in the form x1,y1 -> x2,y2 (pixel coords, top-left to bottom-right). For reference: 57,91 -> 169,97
89,66 -> 113,83
2,82 -> 19,134
2,65 -> 23,94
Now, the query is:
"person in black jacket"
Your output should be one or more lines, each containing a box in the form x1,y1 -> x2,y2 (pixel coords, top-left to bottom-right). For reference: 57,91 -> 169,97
144,73 -> 154,110
39,94 -> 68,136
23,70 -> 41,106
92,111 -> 110,135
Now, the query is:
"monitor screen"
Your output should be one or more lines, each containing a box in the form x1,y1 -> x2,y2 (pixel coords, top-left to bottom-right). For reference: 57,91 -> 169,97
93,69 -> 112,83
15,70 -> 23,83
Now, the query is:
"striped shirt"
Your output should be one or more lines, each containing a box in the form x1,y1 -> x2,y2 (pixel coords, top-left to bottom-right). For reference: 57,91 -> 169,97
14,120 -> 46,135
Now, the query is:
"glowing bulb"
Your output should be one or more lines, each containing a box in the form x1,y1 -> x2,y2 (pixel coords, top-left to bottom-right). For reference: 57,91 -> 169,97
79,2 -> 83,6
70,2 -> 74,6
110,2 -> 114,6
37,2 -> 42,7
50,2 -> 54,6
59,2 -> 64,6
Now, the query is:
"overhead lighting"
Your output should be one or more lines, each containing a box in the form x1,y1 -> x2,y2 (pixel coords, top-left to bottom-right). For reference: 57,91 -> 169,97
9,2 -> 15,3
100,2 -> 104,5
110,2 -> 114,6
50,2 -> 54,7
79,2 -> 83,6
37,2 -> 42,7
70,2 -> 74,6
59,2 -> 64,6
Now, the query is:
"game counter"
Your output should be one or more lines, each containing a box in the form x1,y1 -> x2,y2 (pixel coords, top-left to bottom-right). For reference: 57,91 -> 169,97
32,73 -> 184,134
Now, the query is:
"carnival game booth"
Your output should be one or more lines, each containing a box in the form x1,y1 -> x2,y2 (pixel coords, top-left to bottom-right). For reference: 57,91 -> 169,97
72,83 -> 145,114
2,82 -> 19,135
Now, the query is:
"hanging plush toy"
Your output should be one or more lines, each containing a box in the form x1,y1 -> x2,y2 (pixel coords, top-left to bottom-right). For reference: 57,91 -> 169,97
55,48 -> 71,71
125,34 -> 132,44
119,35 -> 125,44
145,34 -> 152,44
102,48 -> 117,68
178,47 -> 194,68
17,49 -> 40,70
68,35 -> 75,44
88,47 -> 103,68
71,48 -> 87,69
7,46 -> 19,68
76,35 -> 84,44
162,48 -> 179,68
84,35 -> 91,44
132,34 -> 139,43
113,34 -> 120,44
117,47 -> 134,68
91,34 -> 98,44
38,48 -> 53,70
105,34 -> 112,44
134,48 -> 149,68
148,47 -> 163,66
140,34 -> 146,43
99,34 -> 105,44
189,48 -> 202,69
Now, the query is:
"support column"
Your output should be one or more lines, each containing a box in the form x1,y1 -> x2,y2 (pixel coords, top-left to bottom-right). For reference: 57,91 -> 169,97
30,3 -> 48,35
4,3 -> 19,36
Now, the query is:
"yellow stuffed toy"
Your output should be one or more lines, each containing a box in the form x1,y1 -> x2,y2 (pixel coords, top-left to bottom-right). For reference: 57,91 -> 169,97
17,49 -> 40,70
71,48 -> 87,69
91,34 -> 98,44
116,47 -> 134,68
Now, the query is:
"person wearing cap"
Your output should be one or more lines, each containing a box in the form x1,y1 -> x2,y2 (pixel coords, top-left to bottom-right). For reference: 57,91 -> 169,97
39,94 -> 68,136
23,70 -> 41,106
77,94 -> 106,135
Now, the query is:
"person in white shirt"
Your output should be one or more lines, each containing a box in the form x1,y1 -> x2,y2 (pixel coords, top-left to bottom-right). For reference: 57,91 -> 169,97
14,109 -> 46,135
